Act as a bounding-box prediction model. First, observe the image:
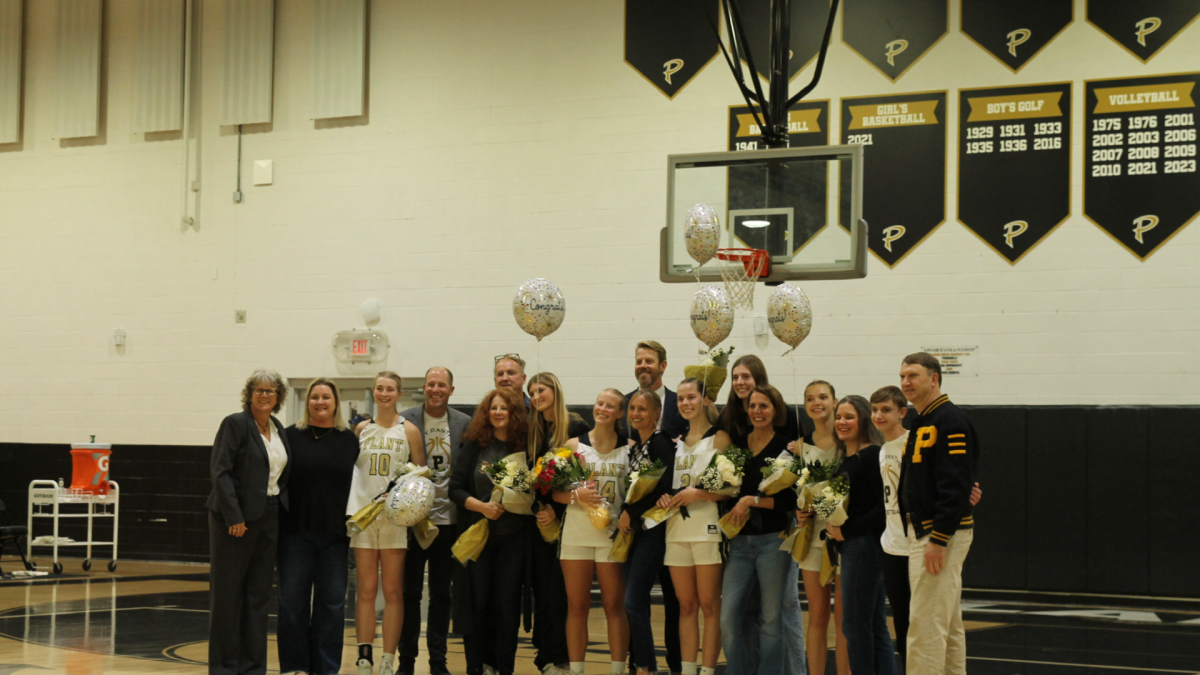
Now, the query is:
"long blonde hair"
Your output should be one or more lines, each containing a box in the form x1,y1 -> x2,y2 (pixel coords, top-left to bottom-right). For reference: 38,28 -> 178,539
528,372 -> 571,455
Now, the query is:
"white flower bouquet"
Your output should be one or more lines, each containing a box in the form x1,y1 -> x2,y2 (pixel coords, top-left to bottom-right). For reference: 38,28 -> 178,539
481,452 -> 536,515
811,475 -> 850,526
699,446 -> 750,496
624,457 -> 666,504
757,451 -> 803,495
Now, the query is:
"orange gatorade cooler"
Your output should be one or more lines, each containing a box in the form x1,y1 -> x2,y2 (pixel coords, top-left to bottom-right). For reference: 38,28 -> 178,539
69,443 -> 112,495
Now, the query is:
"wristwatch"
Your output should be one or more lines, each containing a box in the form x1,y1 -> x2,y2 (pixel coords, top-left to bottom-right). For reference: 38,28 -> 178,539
753,496 -> 761,507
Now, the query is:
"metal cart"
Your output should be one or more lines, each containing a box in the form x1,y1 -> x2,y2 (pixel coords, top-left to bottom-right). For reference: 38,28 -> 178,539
27,480 -> 120,573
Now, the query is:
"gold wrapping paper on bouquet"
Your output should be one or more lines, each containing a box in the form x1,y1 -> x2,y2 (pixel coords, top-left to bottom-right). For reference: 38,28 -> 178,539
534,502 -> 561,543
585,502 -> 612,529
410,518 -> 439,550
795,480 -> 826,512
718,511 -> 746,539
609,530 -> 634,563
451,519 -> 489,565
819,546 -> 837,586
758,468 -> 800,495
626,467 -> 666,504
779,522 -> 814,564
683,364 -> 728,397
641,505 -> 678,530
346,501 -> 385,536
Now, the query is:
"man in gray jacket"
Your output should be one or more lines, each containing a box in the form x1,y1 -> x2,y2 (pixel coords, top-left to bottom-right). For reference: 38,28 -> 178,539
397,366 -> 471,675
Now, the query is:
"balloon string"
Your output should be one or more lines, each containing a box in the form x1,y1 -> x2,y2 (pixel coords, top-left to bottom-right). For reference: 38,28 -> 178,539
790,355 -> 801,444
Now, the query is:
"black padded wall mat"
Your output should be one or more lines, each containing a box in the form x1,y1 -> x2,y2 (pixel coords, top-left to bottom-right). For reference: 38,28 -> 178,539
2,405 -> 1198,595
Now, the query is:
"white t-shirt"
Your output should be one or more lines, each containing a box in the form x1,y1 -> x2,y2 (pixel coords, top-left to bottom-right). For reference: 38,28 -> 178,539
346,421 -> 411,516
666,434 -> 721,543
801,441 -> 837,549
262,427 -> 288,497
879,432 -> 908,556
423,412 -> 455,525
562,440 -> 630,547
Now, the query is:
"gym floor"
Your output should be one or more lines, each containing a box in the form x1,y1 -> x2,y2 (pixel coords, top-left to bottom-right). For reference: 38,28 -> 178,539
0,558 -> 1197,674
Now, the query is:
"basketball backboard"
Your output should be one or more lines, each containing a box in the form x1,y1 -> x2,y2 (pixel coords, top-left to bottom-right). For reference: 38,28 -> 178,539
661,144 -> 867,283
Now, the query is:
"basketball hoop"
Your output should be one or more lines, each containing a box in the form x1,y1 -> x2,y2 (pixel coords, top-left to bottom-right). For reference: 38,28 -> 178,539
715,248 -> 770,310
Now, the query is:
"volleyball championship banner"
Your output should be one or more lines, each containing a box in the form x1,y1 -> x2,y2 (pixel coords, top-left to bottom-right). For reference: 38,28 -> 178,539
959,0 -> 1073,72
839,91 -> 948,267
726,101 -> 831,256
1084,72 -> 1200,260
842,0 -> 947,82
958,83 -> 1072,264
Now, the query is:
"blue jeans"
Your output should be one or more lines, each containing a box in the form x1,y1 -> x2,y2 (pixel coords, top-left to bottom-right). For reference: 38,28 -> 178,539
276,528 -> 350,675
720,531 -> 807,675
624,525 -> 681,673
839,536 -> 896,675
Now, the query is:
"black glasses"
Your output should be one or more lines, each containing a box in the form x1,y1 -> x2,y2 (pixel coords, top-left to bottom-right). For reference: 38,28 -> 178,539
494,353 -> 524,367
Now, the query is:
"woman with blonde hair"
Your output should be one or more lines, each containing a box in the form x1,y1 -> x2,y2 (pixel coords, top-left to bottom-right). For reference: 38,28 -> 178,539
347,371 -> 425,675
527,372 -> 586,675
279,378 -> 359,675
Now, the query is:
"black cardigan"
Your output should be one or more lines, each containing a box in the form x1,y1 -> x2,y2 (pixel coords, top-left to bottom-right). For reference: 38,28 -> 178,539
621,431 -> 677,526
837,444 -> 886,541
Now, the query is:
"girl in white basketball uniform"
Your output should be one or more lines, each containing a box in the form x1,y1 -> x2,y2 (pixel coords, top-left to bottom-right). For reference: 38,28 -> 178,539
556,388 -> 631,675
347,372 -> 425,675
794,380 -> 849,675
656,378 -> 733,675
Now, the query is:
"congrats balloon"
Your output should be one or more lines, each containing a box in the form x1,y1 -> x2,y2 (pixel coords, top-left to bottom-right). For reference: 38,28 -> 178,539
685,204 -> 720,267
690,285 -> 734,349
513,278 -> 566,341
767,283 -> 813,354
384,474 -> 435,527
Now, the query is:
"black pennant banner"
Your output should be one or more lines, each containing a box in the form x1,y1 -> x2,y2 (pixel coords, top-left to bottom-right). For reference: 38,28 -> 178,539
1087,0 -> 1200,63
842,0 -> 948,82
960,0 -> 1073,73
625,0 -> 720,98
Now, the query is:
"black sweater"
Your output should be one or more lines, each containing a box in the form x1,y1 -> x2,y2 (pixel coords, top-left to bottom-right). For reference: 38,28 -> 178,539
837,444 -> 886,542
622,431 -> 677,526
449,438 -> 529,537
738,433 -> 798,536
281,425 -> 358,536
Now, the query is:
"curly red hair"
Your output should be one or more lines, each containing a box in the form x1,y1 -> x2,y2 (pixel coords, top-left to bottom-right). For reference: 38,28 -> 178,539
463,388 -> 529,452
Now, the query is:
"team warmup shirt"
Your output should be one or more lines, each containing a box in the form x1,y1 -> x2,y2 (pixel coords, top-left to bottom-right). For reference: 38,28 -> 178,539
666,430 -> 721,543
423,413 -> 455,525
562,434 -> 630,547
879,431 -> 909,556
346,420 -> 411,516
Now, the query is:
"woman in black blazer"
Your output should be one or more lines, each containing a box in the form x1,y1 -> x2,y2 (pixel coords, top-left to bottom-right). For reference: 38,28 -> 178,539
207,369 -> 292,675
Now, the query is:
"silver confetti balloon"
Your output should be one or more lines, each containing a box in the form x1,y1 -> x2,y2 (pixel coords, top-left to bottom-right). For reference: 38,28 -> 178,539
690,285 -> 735,349
513,278 -> 566,341
767,283 -> 813,355
685,204 -> 720,267
384,474 -> 435,527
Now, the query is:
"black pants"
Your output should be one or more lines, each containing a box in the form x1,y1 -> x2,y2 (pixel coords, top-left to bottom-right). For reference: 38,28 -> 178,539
624,526 -> 681,673
882,551 -> 910,672
208,500 -> 278,675
530,531 -> 569,669
466,526 -> 528,675
400,526 -> 455,670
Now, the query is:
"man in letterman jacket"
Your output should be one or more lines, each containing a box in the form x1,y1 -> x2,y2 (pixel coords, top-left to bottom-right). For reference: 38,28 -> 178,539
897,352 -> 980,675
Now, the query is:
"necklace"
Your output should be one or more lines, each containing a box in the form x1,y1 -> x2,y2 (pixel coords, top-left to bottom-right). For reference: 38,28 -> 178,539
311,427 -> 334,440
256,420 -> 271,434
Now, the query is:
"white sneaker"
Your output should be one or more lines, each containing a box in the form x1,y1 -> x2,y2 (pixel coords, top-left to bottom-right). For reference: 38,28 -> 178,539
483,666 -> 500,675
541,666 -> 567,675
380,654 -> 395,675
357,659 -> 374,675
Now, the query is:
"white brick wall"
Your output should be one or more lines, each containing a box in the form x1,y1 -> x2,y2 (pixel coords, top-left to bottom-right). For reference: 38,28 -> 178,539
1,0 -> 1198,445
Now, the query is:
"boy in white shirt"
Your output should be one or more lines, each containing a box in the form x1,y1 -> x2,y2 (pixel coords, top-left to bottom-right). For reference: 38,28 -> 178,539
871,386 -> 982,674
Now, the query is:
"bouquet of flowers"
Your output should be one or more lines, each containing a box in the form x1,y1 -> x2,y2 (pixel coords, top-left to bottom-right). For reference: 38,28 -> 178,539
532,447 -> 609,529
779,459 -> 842,564
683,345 -> 735,396
699,446 -> 750,496
811,474 -> 850,526
624,457 -> 666,504
757,451 -> 803,495
482,452 -> 536,515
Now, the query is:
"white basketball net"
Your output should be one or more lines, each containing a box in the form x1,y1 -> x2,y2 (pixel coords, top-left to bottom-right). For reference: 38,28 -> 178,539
717,250 -> 766,311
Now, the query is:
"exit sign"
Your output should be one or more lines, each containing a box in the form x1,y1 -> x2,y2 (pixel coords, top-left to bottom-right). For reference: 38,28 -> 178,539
351,339 -> 370,357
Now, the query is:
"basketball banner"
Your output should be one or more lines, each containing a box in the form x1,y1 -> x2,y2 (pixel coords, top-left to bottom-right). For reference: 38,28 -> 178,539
960,0 -> 1073,72
958,83 -> 1072,264
732,0 -> 834,82
624,0 -> 719,98
726,101 -> 830,257
1086,0 -> 1200,63
839,91 -> 948,267
1084,73 -> 1200,260
842,0 -> 947,82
